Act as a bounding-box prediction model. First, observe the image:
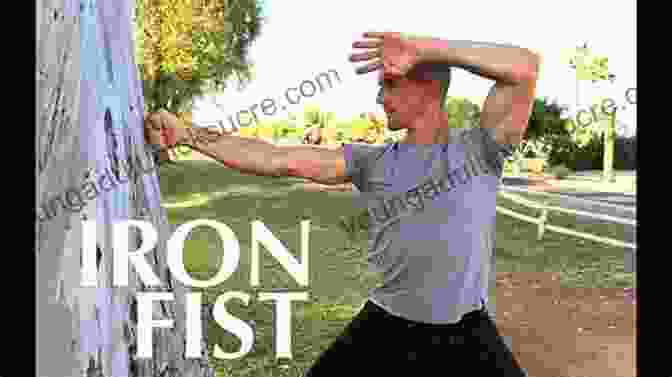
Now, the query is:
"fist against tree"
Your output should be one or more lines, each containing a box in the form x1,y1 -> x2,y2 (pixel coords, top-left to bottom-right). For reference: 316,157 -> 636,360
144,110 -> 226,157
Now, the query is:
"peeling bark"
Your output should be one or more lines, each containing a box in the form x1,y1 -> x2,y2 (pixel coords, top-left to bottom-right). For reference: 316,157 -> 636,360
37,1 -> 215,376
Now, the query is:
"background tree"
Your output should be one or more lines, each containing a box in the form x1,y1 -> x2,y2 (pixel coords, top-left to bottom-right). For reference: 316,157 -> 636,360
525,97 -> 572,161
568,44 -> 617,182
522,96 -> 616,172
442,97 -> 481,129
135,0 -> 264,115
302,105 -> 339,144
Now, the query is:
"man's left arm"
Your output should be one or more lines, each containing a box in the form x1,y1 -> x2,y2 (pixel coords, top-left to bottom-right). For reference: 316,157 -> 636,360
415,39 -> 540,145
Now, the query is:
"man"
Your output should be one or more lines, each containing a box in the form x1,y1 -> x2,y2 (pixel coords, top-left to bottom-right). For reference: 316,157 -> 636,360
145,32 -> 539,375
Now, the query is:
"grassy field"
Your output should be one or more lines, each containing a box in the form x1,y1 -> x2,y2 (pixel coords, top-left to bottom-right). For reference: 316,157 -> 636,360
156,160 -> 635,377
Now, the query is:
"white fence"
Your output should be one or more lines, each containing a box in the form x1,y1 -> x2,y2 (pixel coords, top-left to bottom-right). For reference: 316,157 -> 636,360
496,186 -> 637,252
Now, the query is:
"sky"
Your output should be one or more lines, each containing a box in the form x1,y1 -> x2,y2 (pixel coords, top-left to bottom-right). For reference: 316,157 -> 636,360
194,0 -> 636,136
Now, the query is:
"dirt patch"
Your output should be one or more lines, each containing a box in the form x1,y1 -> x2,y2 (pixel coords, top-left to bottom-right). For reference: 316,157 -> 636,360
495,272 -> 636,377
277,180 -> 637,376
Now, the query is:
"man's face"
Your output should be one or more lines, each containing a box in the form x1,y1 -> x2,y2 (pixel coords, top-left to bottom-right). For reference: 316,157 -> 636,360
376,71 -> 440,131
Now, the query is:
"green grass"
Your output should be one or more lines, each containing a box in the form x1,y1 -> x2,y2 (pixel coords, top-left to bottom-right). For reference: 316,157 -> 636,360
156,160 -> 634,377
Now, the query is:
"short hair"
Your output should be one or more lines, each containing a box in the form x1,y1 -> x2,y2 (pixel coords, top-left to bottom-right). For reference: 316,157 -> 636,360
407,62 -> 452,110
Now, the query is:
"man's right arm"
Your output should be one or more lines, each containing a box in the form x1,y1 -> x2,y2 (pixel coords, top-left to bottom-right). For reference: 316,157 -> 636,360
146,109 -> 352,184
182,126 -> 351,185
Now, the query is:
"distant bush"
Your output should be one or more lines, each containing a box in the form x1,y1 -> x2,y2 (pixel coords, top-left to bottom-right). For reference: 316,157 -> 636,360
547,134 -> 636,171
550,164 -> 572,179
443,97 -> 481,129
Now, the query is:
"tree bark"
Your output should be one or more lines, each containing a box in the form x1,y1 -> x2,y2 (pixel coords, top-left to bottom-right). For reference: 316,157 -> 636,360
603,112 -> 616,182
37,1 -> 215,376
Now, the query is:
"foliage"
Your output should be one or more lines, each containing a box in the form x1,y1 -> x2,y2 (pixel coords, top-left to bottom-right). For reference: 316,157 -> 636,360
443,97 -> 481,129
502,97 -> 567,163
333,120 -> 354,142
549,134 -> 637,171
302,105 -> 336,129
526,98 -> 564,139
550,164 -> 572,179
136,0 -> 264,114
568,43 -> 617,180
303,105 -> 321,126
524,95 -> 627,171
568,44 -> 615,83
270,119 -> 297,138
547,133 -> 603,170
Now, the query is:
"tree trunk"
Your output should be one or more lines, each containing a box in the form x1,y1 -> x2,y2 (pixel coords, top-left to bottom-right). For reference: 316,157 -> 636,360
603,112 -> 616,182
36,1 -> 215,376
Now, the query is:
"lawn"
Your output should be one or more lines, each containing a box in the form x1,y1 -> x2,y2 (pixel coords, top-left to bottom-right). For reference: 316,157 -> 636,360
156,160 -> 635,377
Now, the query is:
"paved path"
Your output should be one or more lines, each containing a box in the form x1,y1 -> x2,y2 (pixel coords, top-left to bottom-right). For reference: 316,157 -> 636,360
501,170 -> 636,214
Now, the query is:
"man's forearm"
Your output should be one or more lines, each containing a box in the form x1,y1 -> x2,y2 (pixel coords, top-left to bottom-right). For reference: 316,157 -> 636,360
182,127 -> 285,177
415,38 -> 540,84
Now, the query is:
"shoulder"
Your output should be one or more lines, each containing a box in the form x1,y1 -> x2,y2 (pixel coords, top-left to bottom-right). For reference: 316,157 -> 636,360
343,142 -> 393,162
452,126 -> 513,152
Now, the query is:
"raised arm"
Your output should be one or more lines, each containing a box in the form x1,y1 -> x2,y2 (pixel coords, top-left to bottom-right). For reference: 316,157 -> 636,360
414,38 -> 540,145
347,32 -> 540,145
145,110 -> 350,184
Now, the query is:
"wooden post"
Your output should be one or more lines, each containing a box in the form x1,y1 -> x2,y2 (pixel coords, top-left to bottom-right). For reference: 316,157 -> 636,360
537,204 -> 549,240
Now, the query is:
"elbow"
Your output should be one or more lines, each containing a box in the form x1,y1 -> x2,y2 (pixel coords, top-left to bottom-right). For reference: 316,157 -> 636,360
511,50 -> 540,84
523,50 -> 541,82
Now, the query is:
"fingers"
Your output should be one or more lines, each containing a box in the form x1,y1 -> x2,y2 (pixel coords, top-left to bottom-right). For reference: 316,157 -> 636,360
355,59 -> 383,75
144,119 -> 164,146
352,40 -> 381,49
158,110 -> 182,129
146,112 -> 165,131
348,49 -> 380,62
144,111 -> 173,149
362,31 -> 389,39
350,32 -> 400,75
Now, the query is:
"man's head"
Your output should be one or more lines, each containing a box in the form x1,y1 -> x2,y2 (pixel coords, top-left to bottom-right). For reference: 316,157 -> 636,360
376,63 -> 451,131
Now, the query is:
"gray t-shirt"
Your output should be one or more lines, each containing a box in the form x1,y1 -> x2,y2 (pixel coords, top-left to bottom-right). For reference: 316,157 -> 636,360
344,126 -> 513,324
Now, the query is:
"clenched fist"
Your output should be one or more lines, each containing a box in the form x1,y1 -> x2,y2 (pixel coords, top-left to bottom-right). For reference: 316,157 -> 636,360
144,109 -> 190,152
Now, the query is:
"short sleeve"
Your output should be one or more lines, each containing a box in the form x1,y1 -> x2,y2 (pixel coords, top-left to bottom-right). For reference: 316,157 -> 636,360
479,127 -> 514,161
453,127 -> 514,177
343,143 -> 387,190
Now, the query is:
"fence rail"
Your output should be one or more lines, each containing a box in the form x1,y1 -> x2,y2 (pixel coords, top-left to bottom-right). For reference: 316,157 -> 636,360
499,184 -> 636,213
496,187 -> 637,252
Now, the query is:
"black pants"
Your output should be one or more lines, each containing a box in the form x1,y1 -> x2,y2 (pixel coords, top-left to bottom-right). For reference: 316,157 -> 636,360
305,300 -> 526,376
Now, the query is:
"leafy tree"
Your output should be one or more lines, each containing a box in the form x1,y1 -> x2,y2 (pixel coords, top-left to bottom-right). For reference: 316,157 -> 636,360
303,105 -> 334,128
135,0 -> 264,115
319,111 -> 336,128
522,96 -> 611,170
525,98 -> 570,141
443,97 -> 481,129
568,43 -> 617,181
520,97 -> 571,161
271,119 -> 296,138
569,43 -> 615,83
301,105 -> 340,144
